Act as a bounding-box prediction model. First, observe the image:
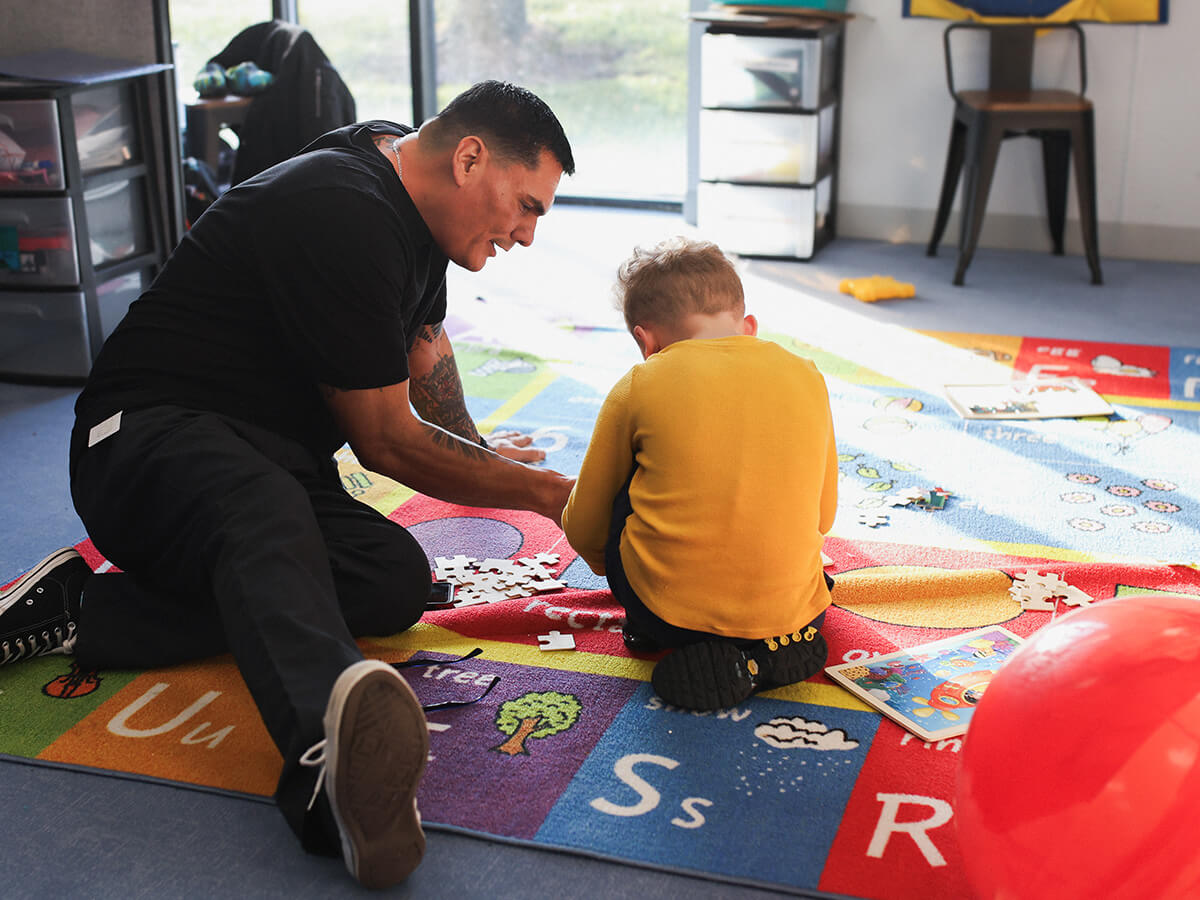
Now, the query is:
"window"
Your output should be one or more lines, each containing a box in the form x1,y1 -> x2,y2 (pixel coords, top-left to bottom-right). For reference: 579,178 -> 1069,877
296,3 -> 414,127
168,0 -> 690,205
430,0 -> 690,203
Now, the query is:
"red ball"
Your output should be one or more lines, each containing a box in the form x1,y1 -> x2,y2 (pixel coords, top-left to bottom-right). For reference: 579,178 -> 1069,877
955,594 -> 1200,900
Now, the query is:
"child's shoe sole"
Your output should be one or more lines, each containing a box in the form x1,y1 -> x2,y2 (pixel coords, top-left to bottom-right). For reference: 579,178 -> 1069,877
651,641 -> 756,711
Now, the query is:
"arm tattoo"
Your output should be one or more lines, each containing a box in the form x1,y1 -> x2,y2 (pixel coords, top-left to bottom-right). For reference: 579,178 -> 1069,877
416,322 -> 443,345
425,422 -> 491,461
371,133 -> 400,153
410,352 -> 478,441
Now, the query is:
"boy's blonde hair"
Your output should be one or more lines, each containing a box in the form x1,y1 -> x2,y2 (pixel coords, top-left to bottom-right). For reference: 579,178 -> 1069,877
615,237 -> 744,334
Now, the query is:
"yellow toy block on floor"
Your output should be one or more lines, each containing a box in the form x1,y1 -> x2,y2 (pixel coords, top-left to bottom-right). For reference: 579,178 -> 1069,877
839,275 -> 916,303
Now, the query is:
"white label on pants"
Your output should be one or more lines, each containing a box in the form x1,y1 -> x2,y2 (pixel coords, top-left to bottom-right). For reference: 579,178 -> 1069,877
87,410 -> 122,447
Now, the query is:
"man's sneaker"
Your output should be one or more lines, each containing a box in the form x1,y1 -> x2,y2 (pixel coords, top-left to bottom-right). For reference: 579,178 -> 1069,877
300,659 -> 429,889
1,548 -> 90,666
650,625 -> 828,712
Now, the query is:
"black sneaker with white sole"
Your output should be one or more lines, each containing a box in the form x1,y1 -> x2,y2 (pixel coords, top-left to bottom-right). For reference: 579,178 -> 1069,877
651,625 -> 829,712
300,659 -> 430,889
1,548 -> 91,666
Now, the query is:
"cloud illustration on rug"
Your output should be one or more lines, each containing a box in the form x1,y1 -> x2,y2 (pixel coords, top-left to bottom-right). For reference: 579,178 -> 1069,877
755,717 -> 859,751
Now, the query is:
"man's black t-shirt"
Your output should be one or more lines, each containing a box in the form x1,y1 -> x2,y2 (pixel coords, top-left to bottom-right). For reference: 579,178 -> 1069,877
76,121 -> 448,458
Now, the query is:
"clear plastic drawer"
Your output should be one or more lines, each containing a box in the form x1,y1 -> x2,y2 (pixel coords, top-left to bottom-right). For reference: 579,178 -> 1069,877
71,82 -> 140,174
701,30 -> 840,111
0,196 -> 79,286
84,178 -> 147,267
697,178 -> 833,260
0,289 -> 91,378
699,106 -> 836,185
0,98 -> 65,190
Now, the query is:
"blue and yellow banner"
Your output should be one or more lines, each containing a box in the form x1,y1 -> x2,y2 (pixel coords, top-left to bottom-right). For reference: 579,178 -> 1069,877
903,0 -> 1168,22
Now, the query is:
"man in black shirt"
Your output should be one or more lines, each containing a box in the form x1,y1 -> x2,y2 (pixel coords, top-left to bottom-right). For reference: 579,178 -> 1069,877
0,81 -> 574,889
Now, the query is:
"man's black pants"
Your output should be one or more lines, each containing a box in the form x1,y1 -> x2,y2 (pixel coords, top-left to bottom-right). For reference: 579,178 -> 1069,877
69,405 -> 431,854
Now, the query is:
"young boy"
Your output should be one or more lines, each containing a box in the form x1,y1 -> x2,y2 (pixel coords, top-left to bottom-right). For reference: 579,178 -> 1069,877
561,237 -> 838,712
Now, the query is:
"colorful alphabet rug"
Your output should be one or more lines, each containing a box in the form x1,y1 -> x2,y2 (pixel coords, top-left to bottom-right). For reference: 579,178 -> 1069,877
3,324 -> 1199,898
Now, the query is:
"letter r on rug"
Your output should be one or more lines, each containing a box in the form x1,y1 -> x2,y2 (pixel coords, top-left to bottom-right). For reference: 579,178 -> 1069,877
866,793 -> 953,867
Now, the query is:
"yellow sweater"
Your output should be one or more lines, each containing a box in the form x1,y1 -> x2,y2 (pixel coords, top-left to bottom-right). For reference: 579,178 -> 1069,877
562,335 -> 837,639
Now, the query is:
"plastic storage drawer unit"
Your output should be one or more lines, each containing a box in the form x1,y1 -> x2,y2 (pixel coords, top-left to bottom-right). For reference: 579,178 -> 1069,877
699,106 -> 836,185
1,56 -> 177,381
700,30 -> 840,111
697,178 -> 833,260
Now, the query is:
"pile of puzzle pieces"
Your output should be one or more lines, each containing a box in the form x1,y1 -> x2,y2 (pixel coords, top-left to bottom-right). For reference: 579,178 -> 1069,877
432,553 -> 566,608
1007,570 -> 1094,611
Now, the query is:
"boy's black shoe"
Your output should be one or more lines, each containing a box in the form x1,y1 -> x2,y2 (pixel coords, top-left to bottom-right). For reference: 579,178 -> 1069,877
650,625 -> 828,712
651,641 -> 756,711
621,626 -> 661,654
1,548 -> 90,666
746,625 -> 828,691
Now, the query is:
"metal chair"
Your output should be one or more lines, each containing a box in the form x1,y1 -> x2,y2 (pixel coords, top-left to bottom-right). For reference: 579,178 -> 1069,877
926,22 -> 1102,286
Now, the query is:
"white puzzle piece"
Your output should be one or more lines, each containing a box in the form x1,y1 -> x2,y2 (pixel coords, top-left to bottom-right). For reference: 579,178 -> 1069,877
537,630 -> 576,651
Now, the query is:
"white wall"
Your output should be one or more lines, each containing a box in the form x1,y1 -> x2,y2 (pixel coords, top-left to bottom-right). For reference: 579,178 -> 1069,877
837,0 -> 1200,262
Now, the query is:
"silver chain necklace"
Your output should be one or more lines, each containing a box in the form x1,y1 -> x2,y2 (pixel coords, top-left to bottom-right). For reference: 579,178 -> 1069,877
390,138 -> 403,180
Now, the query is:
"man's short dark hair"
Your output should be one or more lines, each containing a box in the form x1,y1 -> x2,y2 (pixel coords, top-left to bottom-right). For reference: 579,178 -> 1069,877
425,80 -> 575,176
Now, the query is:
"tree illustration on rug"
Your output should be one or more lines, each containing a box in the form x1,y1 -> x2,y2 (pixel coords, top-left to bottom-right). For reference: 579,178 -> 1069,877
493,690 -> 581,756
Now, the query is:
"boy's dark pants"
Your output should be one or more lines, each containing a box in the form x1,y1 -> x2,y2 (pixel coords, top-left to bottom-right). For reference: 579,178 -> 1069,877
69,405 -> 431,855
603,467 -> 829,650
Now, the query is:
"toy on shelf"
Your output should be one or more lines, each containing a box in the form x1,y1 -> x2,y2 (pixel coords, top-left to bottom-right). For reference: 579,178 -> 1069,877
193,60 -> 274,99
